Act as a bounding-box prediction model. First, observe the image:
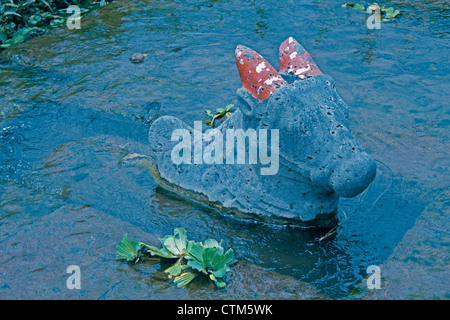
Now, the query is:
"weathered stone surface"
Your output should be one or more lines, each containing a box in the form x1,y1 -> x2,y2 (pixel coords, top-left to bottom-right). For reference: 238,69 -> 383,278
148,37 -> 376,227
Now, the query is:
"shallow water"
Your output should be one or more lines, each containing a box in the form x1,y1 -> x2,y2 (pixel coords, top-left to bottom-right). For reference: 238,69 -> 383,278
0,0 -> 448,299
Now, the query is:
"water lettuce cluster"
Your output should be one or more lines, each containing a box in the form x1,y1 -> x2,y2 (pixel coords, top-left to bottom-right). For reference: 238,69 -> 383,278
116,228 -> 235,288
342,2 -> 401,21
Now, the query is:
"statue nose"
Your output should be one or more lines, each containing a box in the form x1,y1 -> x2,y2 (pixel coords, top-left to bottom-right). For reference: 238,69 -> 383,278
329,152 -> 376,198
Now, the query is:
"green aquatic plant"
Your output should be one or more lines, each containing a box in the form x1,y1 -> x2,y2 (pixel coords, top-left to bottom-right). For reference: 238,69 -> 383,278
205,104 -> 234,128
116,234 -> 141,263
0,0 -> 111,49
116,228 -> 235,288
381,7 -> 400,21
341,2 -> 365,10
182,239 -> 234,288
0,26 -> 33,48
341,2 -> 401,21
139,226 -> 187,259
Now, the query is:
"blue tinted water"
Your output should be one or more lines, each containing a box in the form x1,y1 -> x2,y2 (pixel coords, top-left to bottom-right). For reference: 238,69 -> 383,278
0,0 -> 448,299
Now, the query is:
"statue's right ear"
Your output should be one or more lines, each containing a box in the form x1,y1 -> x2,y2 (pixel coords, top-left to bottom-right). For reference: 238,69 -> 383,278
235,45 -> 286,116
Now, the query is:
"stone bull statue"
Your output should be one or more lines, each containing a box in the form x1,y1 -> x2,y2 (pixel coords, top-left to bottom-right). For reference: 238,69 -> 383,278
147,37 -> 376,227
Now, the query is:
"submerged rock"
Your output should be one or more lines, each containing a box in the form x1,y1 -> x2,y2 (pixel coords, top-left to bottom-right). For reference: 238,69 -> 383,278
129,53 -> 147,63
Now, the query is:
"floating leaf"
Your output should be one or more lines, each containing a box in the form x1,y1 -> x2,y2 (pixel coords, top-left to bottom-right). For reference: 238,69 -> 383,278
209,274 -> 226,288
352,3 -> 365,10
165,259 -> 183,278
174,228 -> 187,253
174,272 -> 197,288
211,265 -> 228,278
116,234 -> 141,262
140,242 -> 177,259
203,238 -> 220,248
186,259 -> 204,273
382,7 -> 400,21
223,248 -> 234,265
185,241 -> 205,265
160,227 -> 188,256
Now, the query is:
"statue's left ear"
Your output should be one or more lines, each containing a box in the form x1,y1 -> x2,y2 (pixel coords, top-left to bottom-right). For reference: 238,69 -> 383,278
235,45 -> 286,108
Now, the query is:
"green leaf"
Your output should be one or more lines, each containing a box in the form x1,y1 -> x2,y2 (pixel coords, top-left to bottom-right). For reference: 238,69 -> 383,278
225,104 -> 234,112
209,274 -> 226,288
161,227 -> 188,256
215,108 -> 224,113
3,11 -> 22,17
203,238 -> 220,248
140,242 -> 177,259
202,247 -> 228,270
211,265 -> 227,278
165,259 -> 183,278
204,238 -> 224,254
116,234 -> 141,262
215,279 -> 226,288
0,42 -> 12,49
10,28 -> 33,46
223,248 -> 234,265
185,241 -> 204,263
382,7 -> 400,20
174,227 -> 187,253
186,260 -> 205,273
352,3 -> 365,10
0,32 -> 8,44
174,272 -> 197,288
4,3 -> 19,8
205,110 -> 213,117
163,235 -> 178,254
41,0 -> 54,12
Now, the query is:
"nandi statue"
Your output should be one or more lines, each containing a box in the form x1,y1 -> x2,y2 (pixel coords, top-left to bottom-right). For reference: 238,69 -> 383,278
148,37 -> 376,227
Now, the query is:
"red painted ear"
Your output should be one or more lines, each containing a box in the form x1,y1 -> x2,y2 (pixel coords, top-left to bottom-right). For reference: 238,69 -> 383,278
235,45 -> 286,102
279,37 -> 322,78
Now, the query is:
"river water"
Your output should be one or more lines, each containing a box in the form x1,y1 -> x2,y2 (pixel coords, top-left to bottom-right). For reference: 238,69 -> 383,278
0,0 -> 448,299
